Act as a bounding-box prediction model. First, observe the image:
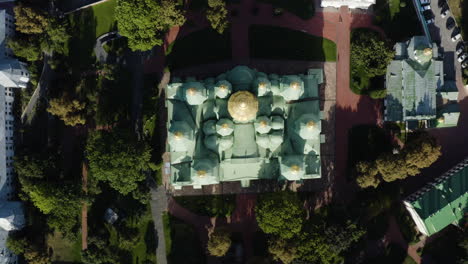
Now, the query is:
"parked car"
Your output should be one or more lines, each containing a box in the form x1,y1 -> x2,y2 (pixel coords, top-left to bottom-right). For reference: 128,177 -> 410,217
421,0 -> 430,4
441,8 -> 450,18
421,4 -> 431,11
452,33 -> 462,42
438,0 -> 445,7
462,61 -> 468,68
457,53 -> 467,62
447,18 -> 456,29
456,46 -> 465,55
427,18 -> 435,24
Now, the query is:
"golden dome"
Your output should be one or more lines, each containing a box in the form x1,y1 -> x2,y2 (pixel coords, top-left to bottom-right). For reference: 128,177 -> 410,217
424,48 -> 432,56
290,165 -> 300,174
173,131 -> 184,140
290,82 -> 301,90
307,121 -> 315,129
260,120 -> 268,127
228,91 -> 259,122
187,87 -> 197,95
197,170 -> 207,178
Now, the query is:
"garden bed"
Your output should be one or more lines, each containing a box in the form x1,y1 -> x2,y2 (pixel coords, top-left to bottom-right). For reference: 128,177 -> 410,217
249,25 -> 336,62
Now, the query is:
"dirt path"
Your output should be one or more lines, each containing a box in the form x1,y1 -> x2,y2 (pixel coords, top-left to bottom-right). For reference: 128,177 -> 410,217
81,162 -> 88,250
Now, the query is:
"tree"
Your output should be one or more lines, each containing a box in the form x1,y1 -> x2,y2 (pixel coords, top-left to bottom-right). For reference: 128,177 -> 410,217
47,97 -> 87,126
7,36 -> 42,61
82,236 -> 122,264
86,129 -> 153,195
23,247 -> 51,264
14,154 -> 57,179
404,133 -> 441,176
41,19 -> 71,55
115,0 -> 185,51
268,238 -> 298,264
255,192 -> 304,239
207,227 -> 231,257
6,233 -> 27,255
351,29 -> 394,77
376,153 -> 408,182
14,5 -> 49,34
356,161 -> 381,188
206,0 -> 229,34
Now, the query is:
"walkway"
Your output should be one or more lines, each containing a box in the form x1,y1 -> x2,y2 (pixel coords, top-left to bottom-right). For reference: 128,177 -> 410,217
150,186 -> 169,264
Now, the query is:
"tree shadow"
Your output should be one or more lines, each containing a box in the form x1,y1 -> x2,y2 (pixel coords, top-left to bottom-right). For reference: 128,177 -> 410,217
68,9 -> 97,73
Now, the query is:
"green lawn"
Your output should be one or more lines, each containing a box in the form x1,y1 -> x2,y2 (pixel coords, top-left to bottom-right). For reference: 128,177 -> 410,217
389,0 -> 401,19
249,25 -> 336,62
162,212 -> 172,255
92,0 -> 117,38
166,28 -> 232,70
174,195 -> 236,217
166,214 -> 205,264
47,231 -> 82,263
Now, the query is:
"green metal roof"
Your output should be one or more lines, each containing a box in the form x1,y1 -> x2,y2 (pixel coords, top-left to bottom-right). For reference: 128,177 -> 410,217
165,66 -> 324,188
385,36 -> 444,122
405,158 -> 468,236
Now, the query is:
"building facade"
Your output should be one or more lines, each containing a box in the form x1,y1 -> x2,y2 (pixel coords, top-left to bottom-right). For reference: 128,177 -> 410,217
404,158 -> 468,236
165,66 -> 325,190
0,4 -> 27,264
384,36 -> 460,128
320,0 -> 375,9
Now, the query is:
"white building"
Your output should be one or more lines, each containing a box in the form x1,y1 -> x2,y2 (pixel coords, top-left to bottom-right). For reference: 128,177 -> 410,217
0,3 -> 28,264
320,0 -> 375,9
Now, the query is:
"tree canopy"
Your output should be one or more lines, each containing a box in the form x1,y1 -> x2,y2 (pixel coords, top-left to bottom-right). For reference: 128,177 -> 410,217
255,191 -> 304,239
355,131 -> 441,188
86,129 -> 153,195
351,29 -> 394,77
207,227 -> 231,257
14,5 -> 49,34
115,0 -> 186,51
47,97 -> 87,126
206,0 -> 229,34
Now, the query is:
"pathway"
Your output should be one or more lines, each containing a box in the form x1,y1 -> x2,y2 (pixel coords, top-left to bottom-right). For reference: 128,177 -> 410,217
81,163 -> 88,250
150,186 -> 169,264
384,215 -> 422,263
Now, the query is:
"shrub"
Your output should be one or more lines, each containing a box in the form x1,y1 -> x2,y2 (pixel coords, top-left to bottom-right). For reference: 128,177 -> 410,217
369,89 -> 387,99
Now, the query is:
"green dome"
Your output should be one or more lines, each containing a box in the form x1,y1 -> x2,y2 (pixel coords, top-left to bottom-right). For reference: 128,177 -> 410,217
256,134 -> 270,149
414,46 -> 432,65
269,131 -> 283,149
255,116 -> 272,134
254,77 -> 271,96
281,76 -> 304,101
216,118 -> 234,136
168,121 -> 194,152
226,66 -> 255,89
191,159 -> 219,185
203,120 -> 216,135
295,114 -> 320,140
219,135 -> 233,151
214,80 -> 232,99
183,82 -> 207,105
271,116 -> 284,130
280,156 -> 305,181
204,135 -> 218,152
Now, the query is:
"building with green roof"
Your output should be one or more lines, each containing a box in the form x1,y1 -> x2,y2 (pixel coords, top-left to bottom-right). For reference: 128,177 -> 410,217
165,66 -> 325,190
403,158 -> 468,236
385,36 -> 460,128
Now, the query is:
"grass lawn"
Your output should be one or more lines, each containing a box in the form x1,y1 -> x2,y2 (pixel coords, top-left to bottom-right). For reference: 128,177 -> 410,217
174,194 -> 236,217
92,0 -> 117,38
249,25 -> 336,62
166,28 -> 232,70
389,0 -> 401,19
256,0 -> 315,20
374,0 -> 422,42
47,231 -> 82,263
166,214 -> 205,264
163,212 -> 172,255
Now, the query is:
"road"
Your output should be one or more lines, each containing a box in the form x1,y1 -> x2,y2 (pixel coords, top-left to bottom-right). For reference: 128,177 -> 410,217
21,54 -> 54,124
150,186 -> 168,264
